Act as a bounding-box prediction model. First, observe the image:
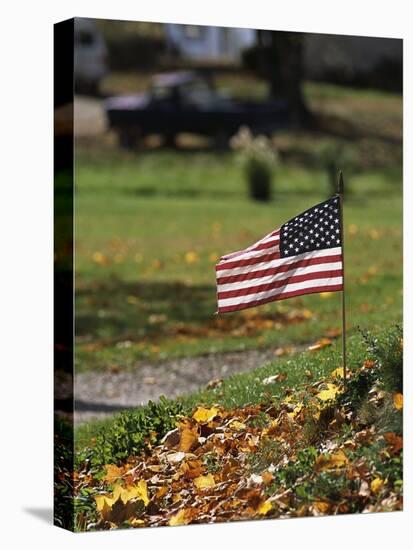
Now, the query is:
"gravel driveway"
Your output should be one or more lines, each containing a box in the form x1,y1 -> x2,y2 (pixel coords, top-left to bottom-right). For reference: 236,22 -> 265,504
74,347 -> 289,424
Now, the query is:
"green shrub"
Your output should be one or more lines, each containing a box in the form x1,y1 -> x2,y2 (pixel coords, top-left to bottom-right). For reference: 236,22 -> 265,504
361,325 -> 403,393
230,127 -> 279,202
84,397 -> 188,467
337,367 -> 376,413
338,325 -> 402,415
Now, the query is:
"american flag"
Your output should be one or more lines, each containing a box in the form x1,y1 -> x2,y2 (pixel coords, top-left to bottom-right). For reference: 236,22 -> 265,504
216,196 -> 343,313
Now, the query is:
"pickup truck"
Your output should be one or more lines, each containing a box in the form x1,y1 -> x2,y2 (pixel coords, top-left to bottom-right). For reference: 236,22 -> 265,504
105,71 -> 290,148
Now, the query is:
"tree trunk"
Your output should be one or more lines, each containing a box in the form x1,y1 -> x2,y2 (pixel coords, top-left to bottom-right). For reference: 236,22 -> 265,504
268,32 -> 313,127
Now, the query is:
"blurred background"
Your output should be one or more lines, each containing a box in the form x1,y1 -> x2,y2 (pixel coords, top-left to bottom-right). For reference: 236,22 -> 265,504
73,18 -> 402,422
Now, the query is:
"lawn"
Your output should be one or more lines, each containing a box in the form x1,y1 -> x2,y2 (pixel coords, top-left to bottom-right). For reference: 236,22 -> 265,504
75,146 -> 402,371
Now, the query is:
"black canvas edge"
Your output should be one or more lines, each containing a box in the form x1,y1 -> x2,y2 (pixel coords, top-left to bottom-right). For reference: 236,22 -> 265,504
54,17 -> 75,532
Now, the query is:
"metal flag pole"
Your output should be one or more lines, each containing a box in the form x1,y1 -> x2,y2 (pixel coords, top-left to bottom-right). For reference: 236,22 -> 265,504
337,171 -> 347,383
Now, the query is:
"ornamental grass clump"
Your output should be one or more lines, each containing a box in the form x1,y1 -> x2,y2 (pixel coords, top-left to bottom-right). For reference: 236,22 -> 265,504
231,126 -> 279,202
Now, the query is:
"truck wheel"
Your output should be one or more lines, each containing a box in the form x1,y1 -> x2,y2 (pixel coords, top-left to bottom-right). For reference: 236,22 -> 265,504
164,133 -> 177,148
213,131 -> 230,150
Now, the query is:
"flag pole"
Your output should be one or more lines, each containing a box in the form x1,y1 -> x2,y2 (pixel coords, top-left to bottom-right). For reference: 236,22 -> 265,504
337,171 -> 347,383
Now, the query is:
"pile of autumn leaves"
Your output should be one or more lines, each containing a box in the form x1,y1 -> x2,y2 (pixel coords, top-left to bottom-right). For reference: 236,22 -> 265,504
76,367 -> 403,530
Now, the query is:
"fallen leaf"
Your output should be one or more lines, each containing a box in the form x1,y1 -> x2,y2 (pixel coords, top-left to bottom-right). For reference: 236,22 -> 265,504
192,406 -> 219,423
384,432 -> 403,455
162,428 -> 180,449
331,367 -> 344,379
316,383 -> 340,401
179,426 -> 199,453
185,251 -> 199,264
230,420 -> 247,431
169,508 -> 191,526
103,464 -> 123,484
371,477 -> 384,494
393,393 -> 403,410
206,378 -> 223,389
167,451 -> 186,464
258,500 -> 273,515
263,373 -> 287,385
325,327 -> 341,338
315,449 -> 348,472
287,403 -> 303,419
193,473 -> 215,489
113,480 -> 149,506
261,471 -> 274,485
308,338 -> 332,351
313,501 -> 330,514
92,251 -> 110,265
359,480 -> 370,497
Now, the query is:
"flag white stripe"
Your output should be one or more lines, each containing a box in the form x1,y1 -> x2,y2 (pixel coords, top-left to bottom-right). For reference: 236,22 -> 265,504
222,237 -> 280,261
218,276 -> 343,308
217,261 -> 343,292
217,246 -> 342,277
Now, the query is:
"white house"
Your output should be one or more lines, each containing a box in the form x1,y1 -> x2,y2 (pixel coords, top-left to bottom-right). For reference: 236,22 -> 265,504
164,24 -> 256,63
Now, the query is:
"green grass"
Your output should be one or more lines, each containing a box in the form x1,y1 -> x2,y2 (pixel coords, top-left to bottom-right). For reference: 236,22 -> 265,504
75,328 -> 403,464
74,78 -> 402,371
75,144 -> 402,371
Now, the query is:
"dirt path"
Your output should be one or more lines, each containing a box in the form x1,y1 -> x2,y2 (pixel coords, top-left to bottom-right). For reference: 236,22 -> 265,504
74,347 -> 292,424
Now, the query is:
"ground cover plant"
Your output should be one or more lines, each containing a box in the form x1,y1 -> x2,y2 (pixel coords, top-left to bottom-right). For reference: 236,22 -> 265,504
66,325 -> 402,530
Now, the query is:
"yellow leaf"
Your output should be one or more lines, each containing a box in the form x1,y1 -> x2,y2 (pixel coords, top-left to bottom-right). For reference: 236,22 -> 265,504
230,420 -> 247,430
317,383 -> 340,401
393,393 -> 403,410
313,501 -> 330,514
103,464 -> 123,483
320,292 -> 333,299
169,508 -> 190,526
95,494 -> 114,512
315,449 -> 348,472
331,367 -> 344,379
258,500 -> 273,515
193,473 -> 215,489
287,403 -> 303,419
92,251 -> 109,265
192,406 -> 219,423
128,479 -> 149,506
112,480 -> 149,506
185,251 -> 198,264
371,477 -> 384,494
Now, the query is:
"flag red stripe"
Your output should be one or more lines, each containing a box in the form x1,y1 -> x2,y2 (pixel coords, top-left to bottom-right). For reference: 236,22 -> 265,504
216,250 -> 281,271
217,284 -> 343,313
218,269 -> 343,299
216,254 -> 342,285
223,230 -> 280,260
